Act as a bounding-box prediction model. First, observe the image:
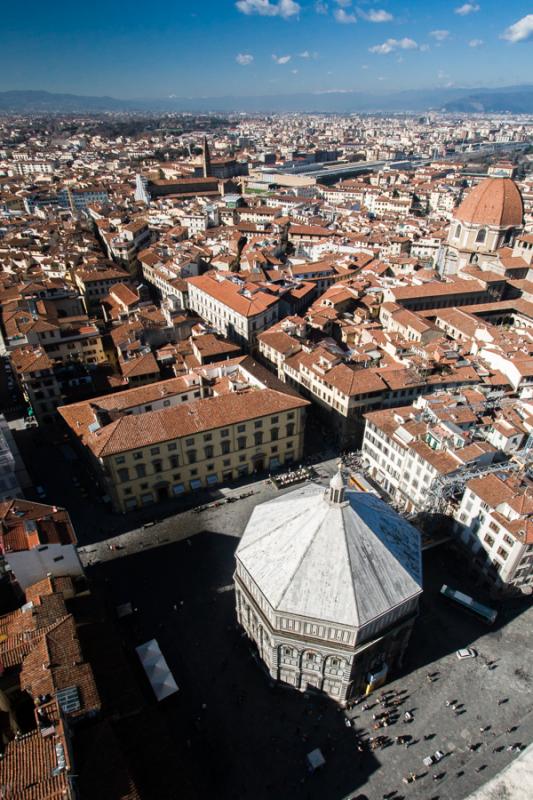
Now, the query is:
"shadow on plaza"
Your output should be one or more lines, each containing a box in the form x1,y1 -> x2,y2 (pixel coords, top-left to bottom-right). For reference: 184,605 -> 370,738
401,545 -> 533,677
88,531 -> 381,800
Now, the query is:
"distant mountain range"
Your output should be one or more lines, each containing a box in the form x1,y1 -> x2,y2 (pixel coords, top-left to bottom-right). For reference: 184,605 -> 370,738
1,86 -> 533,114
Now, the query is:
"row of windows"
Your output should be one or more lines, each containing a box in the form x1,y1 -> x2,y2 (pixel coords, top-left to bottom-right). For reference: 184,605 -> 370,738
114,419 -> 296,465
118,443 -> 291,485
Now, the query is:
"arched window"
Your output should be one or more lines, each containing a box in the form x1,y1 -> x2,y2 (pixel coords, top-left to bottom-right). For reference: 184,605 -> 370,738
475,228 -> 487,244
302,650 -> 321,670
454,224 -> 462,239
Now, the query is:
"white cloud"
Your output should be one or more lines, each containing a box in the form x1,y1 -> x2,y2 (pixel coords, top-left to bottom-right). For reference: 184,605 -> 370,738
501,14 -> 533,43
299,50 -> 318,58
313,88 -> 353,94
430,29 -> 450,41
454,3 -> 480,16
419,43 -> 430,52
358,8 -> 393,23
236,0 -> 300,19
334,8 -> 357,23
235,53 -> 254,65
437,69 -> 449,79
291,68 -> 299,73
315,1 -> 328,13
468,38 -> 484,47
272,53 -> 292,64
369,37 -> 418,54
335,0 -> 352,7
361,63 -> 369,69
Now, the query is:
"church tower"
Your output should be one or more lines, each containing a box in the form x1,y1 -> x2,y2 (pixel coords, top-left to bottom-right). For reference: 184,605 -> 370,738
202,136 -> 212,178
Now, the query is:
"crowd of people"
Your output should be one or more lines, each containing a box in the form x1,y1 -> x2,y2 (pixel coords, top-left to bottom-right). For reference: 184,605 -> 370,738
341,683 -> 525,797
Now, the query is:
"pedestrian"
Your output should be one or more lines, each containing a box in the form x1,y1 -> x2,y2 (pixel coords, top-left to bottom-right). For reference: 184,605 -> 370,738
446,700 -> 451,707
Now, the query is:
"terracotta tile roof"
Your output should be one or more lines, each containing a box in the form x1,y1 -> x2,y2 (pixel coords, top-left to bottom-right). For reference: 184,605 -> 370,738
0,707 -> 72,800
108,283 -> 139,307
409,440 -> 461,475
59,375 -> 205,436
289,224 -> 334,237
66,388 -> 309,458
119,352 -> 160,379
11,347 -> 53,374
257,330 -> 302,356
191,333 -> 241,358
0,500 -> 76,553
389,277 -> 485,301
0,594 -> 69,669
324,363 -> 387,396
25,576 -> 75,605
76,266 -> 129,283
455,177 -> 523,227
20,615 -> 101,720
187,272 -> 279,317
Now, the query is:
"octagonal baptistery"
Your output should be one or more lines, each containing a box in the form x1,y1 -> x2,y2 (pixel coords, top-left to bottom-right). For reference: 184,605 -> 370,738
234,470 -> 423,704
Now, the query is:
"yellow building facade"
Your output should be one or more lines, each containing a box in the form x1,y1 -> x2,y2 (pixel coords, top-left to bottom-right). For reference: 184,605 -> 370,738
60,387 -> 308,512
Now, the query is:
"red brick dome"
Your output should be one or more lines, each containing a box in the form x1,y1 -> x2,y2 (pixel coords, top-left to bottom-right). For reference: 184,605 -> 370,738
454,177 -> 523,227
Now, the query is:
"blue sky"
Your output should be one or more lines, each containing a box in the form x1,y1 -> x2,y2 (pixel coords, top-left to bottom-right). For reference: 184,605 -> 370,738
1,1 -> 532,98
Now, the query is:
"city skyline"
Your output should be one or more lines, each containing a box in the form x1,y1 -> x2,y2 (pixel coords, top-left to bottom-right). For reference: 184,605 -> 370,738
1,1 -> 532,100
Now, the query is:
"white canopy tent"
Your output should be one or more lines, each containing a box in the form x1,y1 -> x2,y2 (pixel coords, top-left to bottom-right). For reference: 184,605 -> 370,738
135,639 -> 179,701
306,748 -> 326,772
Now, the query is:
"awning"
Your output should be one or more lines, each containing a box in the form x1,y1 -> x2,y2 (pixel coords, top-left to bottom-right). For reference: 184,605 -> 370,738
206,474 -> 219,485
135,639 -> 178,701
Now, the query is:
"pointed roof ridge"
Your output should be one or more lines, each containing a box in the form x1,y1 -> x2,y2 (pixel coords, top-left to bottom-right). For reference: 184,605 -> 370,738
236,481 -> 422,628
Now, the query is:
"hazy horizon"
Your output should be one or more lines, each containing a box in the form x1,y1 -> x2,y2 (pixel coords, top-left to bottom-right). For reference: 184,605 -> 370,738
1,2 -> 532,99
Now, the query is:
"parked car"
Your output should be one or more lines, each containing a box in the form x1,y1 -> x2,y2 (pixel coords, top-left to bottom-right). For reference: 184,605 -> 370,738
456,648 -> 477,660
423,751 -> 445,767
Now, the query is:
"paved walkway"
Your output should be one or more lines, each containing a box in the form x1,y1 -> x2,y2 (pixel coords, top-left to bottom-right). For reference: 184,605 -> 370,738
78,459 -> 339,567
463,742 -> 533,800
